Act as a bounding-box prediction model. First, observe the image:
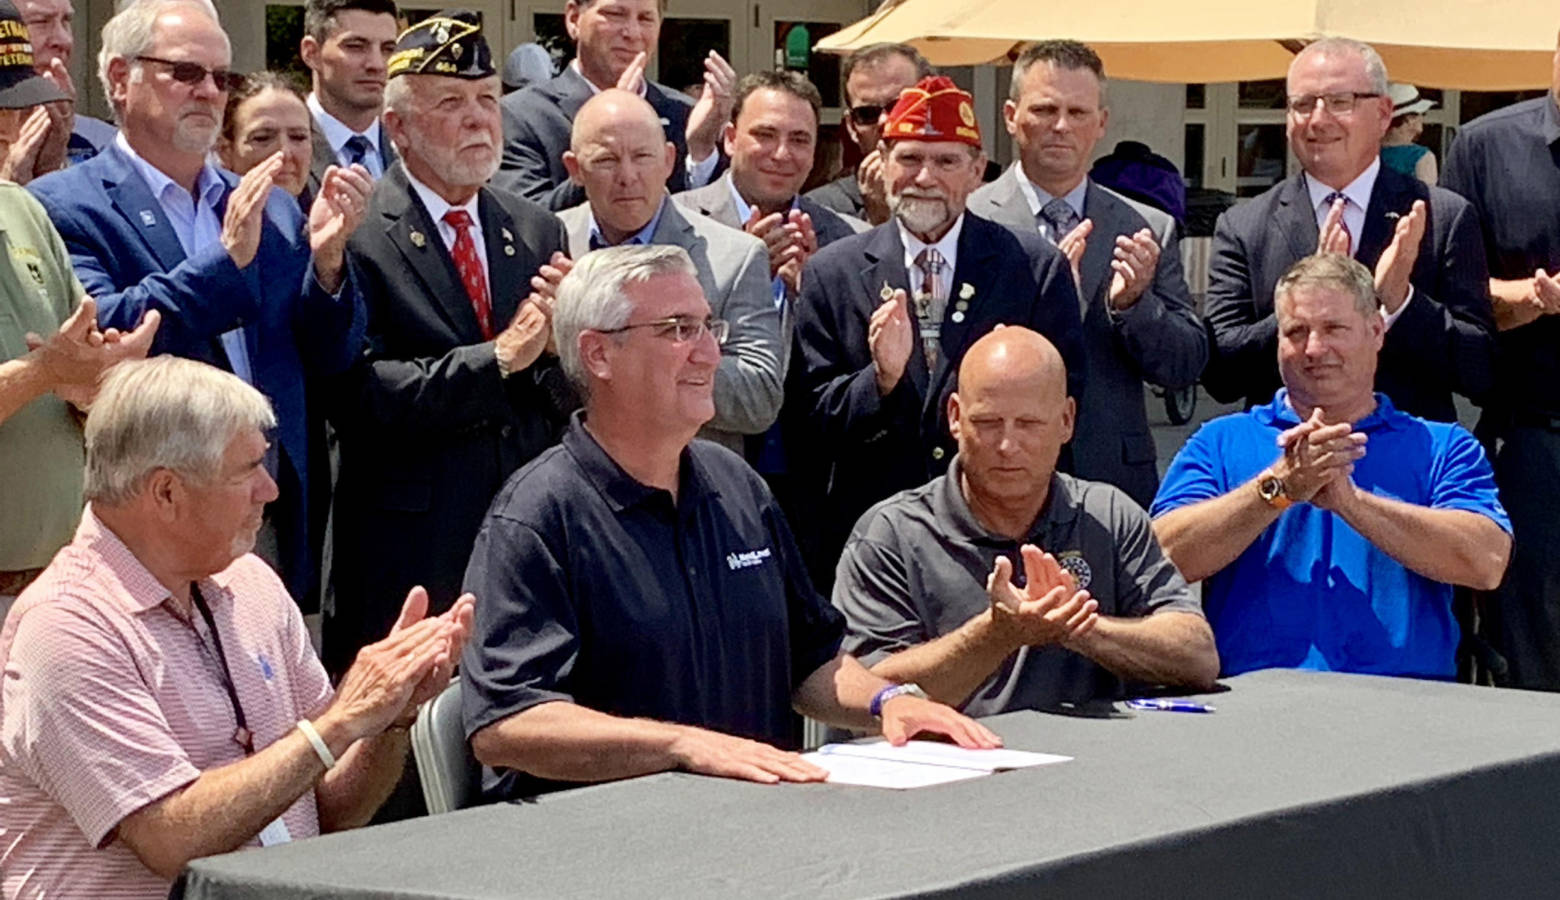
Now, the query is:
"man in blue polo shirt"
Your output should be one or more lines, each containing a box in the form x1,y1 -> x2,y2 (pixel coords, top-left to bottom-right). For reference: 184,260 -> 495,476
460,244 -> 996,801
1152,253 -> 1511,679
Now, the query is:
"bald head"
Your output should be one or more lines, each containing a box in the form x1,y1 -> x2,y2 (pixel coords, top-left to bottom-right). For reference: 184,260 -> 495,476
571,88 -> 665,152
958,326 -> 1068,405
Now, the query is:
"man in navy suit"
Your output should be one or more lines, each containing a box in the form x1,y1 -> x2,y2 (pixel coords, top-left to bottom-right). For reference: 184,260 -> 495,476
29,0 -> 369,606
793,75 -> 1085,579
1203,37 -> 1494,423
494,0 -> 734,210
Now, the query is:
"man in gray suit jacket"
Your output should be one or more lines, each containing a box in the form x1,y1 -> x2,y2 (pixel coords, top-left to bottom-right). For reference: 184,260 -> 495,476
559,88 -> 781,455
969,41 -> 1206,508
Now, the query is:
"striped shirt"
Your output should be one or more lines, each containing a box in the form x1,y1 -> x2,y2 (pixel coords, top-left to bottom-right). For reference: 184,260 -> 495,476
0,509 -> 333,899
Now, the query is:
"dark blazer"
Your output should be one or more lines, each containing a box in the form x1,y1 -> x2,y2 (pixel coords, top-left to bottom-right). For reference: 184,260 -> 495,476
495,65 -> 699,211
804,173 -> 867,223
325,162 -> 572,676
29,144 -> 364,604
793,212 -> 1086,561
969,168 -> 1207,507
1204,166 -> 1495,421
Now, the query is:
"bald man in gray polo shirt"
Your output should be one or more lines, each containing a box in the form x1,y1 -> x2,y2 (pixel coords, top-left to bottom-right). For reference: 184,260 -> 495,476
833,327 -> 1218,715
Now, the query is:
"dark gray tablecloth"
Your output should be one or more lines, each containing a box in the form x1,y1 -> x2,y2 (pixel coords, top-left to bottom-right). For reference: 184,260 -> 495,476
174,670 -> 1560,899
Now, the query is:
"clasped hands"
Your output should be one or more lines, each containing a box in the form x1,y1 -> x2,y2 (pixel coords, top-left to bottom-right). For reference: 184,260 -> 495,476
745,208 -> 817,294
985,544 -> 1098,651
1055,220 -> 1161,310
1271,407 -> 1369,511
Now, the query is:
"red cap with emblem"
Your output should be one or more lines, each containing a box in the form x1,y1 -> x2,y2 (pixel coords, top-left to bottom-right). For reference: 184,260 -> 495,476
881,75 -> 982,148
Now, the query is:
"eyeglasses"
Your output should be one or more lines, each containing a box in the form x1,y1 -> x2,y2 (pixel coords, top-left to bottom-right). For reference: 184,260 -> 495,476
848,103 -> 885,127
1285,92 -> 1382,117
599,315 -> 729,345
134,56 -> 246,93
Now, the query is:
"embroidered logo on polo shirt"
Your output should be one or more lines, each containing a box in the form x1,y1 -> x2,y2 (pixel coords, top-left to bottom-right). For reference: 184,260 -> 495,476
726,548 -> 773,570
1056,551 -> 1092,590
257,652 -> 275,682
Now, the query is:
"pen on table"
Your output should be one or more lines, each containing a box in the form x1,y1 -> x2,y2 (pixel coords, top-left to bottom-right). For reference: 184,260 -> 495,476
1126,698 -> 1216,713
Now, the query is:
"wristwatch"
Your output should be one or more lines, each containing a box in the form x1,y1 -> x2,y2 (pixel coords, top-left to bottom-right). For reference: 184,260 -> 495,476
1256,470 -> 1293,511
870,682 -> 928,718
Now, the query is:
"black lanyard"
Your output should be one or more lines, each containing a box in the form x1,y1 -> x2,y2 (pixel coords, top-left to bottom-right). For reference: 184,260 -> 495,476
190,583 -> 255,756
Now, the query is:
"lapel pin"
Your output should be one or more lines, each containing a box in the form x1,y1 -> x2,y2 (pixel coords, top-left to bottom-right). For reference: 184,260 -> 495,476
138,210 -> 156,226
879,281 -> 893,302
1384,212 -> 1402,220
959,282 -> 975,300
504,245 -> 516,256
502,227 -> 514,241
951,311 -> 966,323
954,300 -> 969,312
409,230 -> 426,248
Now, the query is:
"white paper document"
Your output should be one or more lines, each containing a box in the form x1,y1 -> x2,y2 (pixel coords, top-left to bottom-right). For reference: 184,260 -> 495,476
801,740 -> 1072,789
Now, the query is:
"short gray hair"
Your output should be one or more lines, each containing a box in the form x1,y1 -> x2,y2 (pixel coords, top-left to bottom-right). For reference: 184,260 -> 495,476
553,244 -> 698,393
84,356 -> 276,505
1274,252 -> 1380,320
1292,38 -> 1389,95
99,0 -> 228,121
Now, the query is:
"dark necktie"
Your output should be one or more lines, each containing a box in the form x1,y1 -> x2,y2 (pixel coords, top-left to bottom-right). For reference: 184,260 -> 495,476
913,247 -> 947,373
1322,191 -> 1354,255
343,134 -> 372,168
1040,197 -> 1080,244
442,210 -> 493,339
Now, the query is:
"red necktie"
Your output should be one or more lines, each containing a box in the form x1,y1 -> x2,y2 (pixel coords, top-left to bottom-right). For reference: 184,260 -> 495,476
443,209 -> 493,339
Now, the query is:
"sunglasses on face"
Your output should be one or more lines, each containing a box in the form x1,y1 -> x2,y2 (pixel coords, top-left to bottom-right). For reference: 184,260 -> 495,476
135,55 -> 246,93
848,104 -> 885,127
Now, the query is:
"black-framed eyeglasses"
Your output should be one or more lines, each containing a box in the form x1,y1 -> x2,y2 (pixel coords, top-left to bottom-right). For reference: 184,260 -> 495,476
848,103 -> 885,127
599,315 -> 729,345
134,55 -> 246,92
1286,91 -> 1382,117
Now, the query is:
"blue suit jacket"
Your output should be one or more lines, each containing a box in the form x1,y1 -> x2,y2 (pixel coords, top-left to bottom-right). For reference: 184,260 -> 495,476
793,212 -> 1086,563
29,144 -> 365,601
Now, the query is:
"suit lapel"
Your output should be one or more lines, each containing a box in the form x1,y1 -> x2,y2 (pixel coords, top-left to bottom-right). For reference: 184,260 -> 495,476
946,216 -> 999,360
102,146 -> 187,272
478,191 -> 534,329
552,67 -> 597,119
859,224 -> 928,399
381,167 -> 485,340
1078,181 -> 1117,313
1273,174 -> 1320,263
1356,168 -> 1418,267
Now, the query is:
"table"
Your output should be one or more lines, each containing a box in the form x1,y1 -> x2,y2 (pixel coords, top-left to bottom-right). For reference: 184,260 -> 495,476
174,670 -> 1560,899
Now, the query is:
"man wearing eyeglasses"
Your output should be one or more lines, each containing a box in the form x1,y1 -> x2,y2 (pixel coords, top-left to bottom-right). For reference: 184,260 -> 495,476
806,42 -> 930,226
558,87 -> 782,455
460,244 -> 999,802
28,0 -> 370,612
1202,37 -> 1494,423
324,11 -> 573,687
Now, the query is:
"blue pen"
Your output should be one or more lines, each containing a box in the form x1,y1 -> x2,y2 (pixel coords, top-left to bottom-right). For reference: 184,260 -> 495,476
1127,698 -> 1216,713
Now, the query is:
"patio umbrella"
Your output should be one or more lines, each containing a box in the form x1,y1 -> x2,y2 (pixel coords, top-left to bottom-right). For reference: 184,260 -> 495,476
815,0 -> 1556,89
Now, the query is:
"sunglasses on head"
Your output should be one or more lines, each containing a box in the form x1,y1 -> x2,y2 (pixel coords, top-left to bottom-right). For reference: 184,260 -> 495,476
849,103 -> 885,127
135,56 -> 246,93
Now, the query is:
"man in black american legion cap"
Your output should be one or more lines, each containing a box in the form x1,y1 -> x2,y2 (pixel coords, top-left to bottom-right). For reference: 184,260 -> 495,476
325,7 -> 575,716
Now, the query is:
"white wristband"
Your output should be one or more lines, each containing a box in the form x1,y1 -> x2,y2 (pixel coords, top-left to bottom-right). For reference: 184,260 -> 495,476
296,719 -> 336,770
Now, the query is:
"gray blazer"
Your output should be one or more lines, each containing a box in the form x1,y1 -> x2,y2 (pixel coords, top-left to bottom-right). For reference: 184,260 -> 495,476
969,165 -> 1207,508
558,199 -> 783,454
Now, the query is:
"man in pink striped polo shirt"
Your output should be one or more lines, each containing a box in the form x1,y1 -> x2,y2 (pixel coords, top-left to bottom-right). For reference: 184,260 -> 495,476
0,356 -> 474,899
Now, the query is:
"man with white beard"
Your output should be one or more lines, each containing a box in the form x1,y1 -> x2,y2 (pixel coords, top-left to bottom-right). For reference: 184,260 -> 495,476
791,75 -> 1085,580
325,9 -> 575,697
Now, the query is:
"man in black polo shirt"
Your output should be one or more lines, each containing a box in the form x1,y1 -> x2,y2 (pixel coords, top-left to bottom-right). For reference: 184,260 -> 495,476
833,327 -> 1217,715
460,244 -> 996,800
1441,41 -> 1560,690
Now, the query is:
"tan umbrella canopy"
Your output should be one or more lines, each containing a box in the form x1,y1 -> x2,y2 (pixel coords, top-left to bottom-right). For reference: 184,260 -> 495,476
816,0 -> 1557,89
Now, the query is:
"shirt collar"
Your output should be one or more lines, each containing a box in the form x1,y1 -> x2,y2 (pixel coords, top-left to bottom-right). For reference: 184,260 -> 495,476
562,412 -> 717,514
405,166 -> 481,228
589,195 -> 667,249
937,456 -> 1076,546
1303,156 -> 1380,214
306,92 -> 383,155
897,213 -> 964,266
1013,165 -> 1088,220
571,58 -> 647,99
726,172 -> 798,224
115,131 -> 225,208
73,507 -> 235,616
1254,387 -> 1404,432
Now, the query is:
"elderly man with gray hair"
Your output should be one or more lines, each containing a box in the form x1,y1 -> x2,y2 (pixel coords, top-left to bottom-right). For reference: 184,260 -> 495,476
0,356 -> 473,899
1153,253 -> 1510,681
460,244 -> 998,802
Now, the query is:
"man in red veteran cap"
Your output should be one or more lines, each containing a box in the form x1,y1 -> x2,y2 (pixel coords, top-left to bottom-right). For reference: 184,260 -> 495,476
792,74 -> 1087,586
